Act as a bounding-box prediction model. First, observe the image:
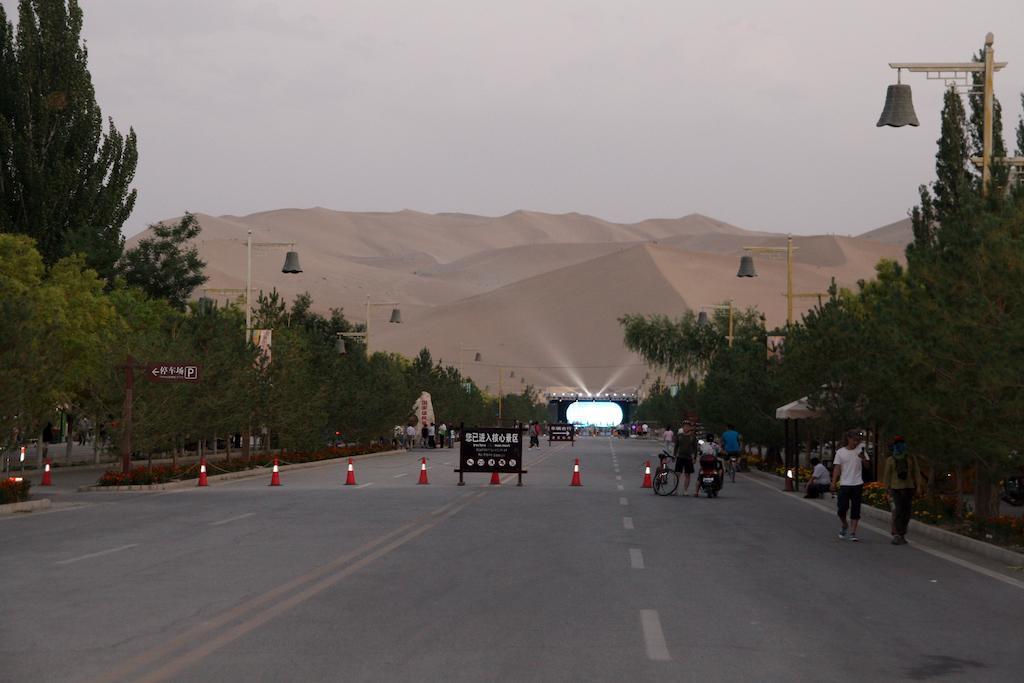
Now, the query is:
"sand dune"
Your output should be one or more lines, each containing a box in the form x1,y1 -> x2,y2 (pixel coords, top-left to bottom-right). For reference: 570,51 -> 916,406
127,208 -> 905,394
856,217 -> 913,245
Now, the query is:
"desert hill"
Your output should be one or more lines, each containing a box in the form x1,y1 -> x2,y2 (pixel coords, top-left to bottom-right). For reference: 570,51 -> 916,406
856,217 -> 913,245
128,208 -> 906,393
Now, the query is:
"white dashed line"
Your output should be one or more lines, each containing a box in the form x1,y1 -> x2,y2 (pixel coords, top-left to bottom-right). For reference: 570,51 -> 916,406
393,473 -> 408,478
56,544 -> 139,565
615,475 -> 622,481
623,516 -> 634,530
355,483 -> 374,489
210,513 -> 255,526
619,497 -> 628,506
617,484 -> 624,491
630,548 -> 645,569
640,610 -> 671,661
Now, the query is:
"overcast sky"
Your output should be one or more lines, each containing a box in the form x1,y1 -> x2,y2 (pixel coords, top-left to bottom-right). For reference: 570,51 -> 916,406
50,1 -> 1024,235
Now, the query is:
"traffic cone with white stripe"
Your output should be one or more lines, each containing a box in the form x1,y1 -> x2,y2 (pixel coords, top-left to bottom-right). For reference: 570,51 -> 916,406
270,457 -> 281,486
418,457 -> 429,485
345,458 -> 357,485
197,457 -> 208,487
489,471 -> 501,485
570,458 -> 582,486
41,458 -> 52,486
642,461 -> 652,489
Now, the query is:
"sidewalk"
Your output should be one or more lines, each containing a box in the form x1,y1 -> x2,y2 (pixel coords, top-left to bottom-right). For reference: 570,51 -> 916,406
744,469 -> 1024,568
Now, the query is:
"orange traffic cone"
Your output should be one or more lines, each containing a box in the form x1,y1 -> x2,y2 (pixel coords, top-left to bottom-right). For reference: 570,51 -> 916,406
642,461 -> 652,489
345,458 -> 357,485
489,470 -> 501,485
570,458 -> 582,486
418,457 -> 429,485
41,458 -> 52,486
270,457 -> 281,486
197,457 -> 208,487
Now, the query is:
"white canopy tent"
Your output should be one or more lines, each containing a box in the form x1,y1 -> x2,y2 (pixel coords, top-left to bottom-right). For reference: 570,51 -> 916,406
775,396 -> 823,420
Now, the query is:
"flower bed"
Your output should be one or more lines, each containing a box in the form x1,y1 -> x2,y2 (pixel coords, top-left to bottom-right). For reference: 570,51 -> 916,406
1,477 -> 31,504
861,482 -> 1023,551
94,444 -> 391,486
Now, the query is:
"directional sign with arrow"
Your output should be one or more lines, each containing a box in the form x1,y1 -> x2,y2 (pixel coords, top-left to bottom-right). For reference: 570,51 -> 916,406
145,364 -> 201,382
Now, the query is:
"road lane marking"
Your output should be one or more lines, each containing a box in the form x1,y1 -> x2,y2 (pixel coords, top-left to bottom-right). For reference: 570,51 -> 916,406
741,473 -> 1024,592
355,483 -> 374,488
630,548 -> 645,569
210,513 -> 255,526
623,517 -> 634,530
620,497 -> 628,506
56,544 -> 139,565
617,484 -> 624,491
96,491 -> 483,683
615,475 -> 622,481
393,473 -> 408,478
640,610 -> 671,661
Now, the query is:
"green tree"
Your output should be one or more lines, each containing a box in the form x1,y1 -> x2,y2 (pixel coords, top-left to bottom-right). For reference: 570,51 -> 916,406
118,213 -> 208,310
0,1 -> 138,280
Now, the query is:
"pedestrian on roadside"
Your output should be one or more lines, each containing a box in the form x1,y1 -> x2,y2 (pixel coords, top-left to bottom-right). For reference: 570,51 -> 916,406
662,425 -> 674,451
420,423 -> 429,449
803,457 -> 832,499
438,423 -> 448,449
831,429 -> 870,542
882,436 -> 926,546
673,422 -> 696,494
428,423 -> 436,449
405,424 -> 416,450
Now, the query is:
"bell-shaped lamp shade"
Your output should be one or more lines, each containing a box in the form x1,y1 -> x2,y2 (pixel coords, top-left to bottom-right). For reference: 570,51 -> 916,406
876,83 -> 920,127
737,255 -> 757,278
474,352 -> 482,362
335,338 -> 347,355
389,307 -> 402,323
281,250 -> 303,273
697,311 -> 710,326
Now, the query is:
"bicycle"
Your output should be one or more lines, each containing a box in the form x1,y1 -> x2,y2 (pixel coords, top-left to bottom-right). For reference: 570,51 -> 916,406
653,450 -> 679,496
725,455 -> 737,483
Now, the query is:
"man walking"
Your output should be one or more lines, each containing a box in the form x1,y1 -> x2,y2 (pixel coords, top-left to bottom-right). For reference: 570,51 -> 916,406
831,429 -> 870,542
673,422 -> 696,495
882,436 -> 926,545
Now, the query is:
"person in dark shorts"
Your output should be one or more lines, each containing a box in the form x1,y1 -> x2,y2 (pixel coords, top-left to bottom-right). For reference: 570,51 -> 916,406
673,421 -> 696,494
831,429 -> 870,542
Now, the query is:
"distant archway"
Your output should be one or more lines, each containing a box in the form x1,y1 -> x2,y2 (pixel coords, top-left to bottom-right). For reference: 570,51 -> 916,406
566,401 -> 624,427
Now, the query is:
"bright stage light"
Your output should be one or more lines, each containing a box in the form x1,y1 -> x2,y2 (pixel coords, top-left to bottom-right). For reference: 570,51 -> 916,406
566,401 -> 624,427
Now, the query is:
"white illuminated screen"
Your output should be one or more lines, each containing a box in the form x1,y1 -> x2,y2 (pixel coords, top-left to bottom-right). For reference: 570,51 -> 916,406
566,401 -> 623,427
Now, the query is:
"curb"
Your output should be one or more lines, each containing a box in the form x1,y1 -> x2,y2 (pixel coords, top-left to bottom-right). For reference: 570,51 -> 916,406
745,469 -> 1024,566
76,449 -> 409,492
0,498 -> 52,515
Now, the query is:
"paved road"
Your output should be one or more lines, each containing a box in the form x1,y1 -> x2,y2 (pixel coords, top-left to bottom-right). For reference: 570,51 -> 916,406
2,438 -> 1022,682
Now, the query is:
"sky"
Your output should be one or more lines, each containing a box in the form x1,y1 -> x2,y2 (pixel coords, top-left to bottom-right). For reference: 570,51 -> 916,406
34,1 -> 1024,236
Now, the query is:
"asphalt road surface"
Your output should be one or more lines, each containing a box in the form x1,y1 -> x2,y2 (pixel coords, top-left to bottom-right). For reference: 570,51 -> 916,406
2,438 -> 1023,682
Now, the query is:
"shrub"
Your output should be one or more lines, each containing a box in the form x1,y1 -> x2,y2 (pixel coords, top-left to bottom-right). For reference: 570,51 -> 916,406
1,477 -> 31,504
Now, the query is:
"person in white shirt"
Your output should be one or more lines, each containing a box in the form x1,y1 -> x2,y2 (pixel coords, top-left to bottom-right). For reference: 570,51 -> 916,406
831,429 -> 870,542
662,425 -> 675,450
803,457 -> 832,499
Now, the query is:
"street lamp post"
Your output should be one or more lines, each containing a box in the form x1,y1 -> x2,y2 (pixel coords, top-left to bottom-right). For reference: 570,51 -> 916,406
458,343 -> 481,378
336,296 -> 401,358
245,231 -> 301,342
698,301 -> 734,348
737,235 -> 797,327
878,32 -> 1022,198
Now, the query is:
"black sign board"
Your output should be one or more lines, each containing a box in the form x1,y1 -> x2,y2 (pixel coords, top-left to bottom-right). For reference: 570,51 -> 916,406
145,364 -> 201,382
548,423 -> 575,444
460,427 -> 523,473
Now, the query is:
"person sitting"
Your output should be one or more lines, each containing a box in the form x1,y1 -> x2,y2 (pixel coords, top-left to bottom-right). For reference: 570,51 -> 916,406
804,457 -> 832,498
695,434 -> 724,495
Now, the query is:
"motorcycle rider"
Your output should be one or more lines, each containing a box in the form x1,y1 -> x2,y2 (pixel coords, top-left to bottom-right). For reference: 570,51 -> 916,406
695,433 -> 724,496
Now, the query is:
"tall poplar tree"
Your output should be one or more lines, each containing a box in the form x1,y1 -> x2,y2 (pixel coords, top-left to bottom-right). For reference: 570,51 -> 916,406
0,1 -> 137,281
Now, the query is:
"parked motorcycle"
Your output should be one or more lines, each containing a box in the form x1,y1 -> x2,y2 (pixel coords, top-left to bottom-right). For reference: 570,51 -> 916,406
1001,476 -> 1023,506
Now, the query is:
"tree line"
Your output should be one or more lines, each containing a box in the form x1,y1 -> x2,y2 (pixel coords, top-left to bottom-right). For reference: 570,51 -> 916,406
624,49 -> 1024,516
0,1 -> 546,466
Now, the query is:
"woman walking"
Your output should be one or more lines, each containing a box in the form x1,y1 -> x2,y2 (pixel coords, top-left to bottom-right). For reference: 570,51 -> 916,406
882,436 -> 926,546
